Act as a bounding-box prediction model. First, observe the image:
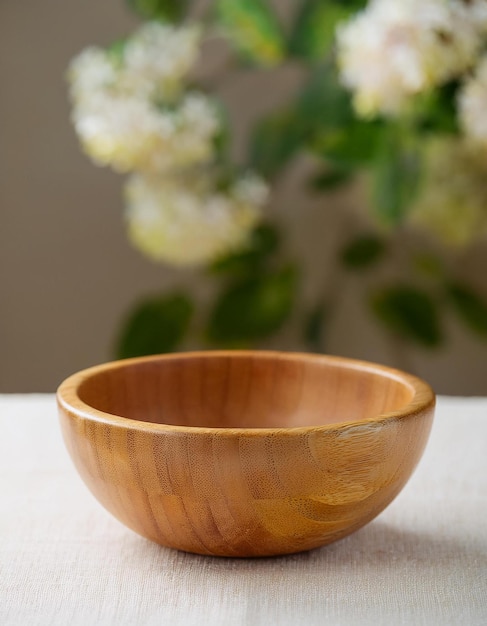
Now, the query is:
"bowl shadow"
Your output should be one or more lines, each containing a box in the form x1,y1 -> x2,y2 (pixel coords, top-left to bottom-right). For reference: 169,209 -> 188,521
126,519 -> 487,623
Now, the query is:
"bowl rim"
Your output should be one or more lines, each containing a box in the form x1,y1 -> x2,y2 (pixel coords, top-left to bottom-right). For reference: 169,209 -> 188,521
56,350 -> 435,436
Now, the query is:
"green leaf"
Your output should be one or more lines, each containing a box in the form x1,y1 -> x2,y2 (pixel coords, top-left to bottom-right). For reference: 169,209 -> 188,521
372,128 -> 422,226
249,65 -> 352,175
416,81 -> 459,135
341,235 -> 386,270
116,292 -> 193,359
289,1 -> 351,61
298,65 -> 384,166
125,0 -> 188,21
298,64 -> 353,128
249,64 -> 365,177
216,0 -> 285,67
304,303 -> 327,352
311,118 -> 385,165
447,283 -> 487,336
207,265 -> 297,344
308,166 -> 352,190
250,108 -> 307,178
370,285 -> 442,347
210,223 -> 280,276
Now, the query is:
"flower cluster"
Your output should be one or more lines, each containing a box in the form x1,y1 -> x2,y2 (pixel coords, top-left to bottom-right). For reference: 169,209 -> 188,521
337,0 -> 487,247
337,0 -> 481,116
71,90 -> 220,174
68,23 -> 219,174
68,22 -> 267,266
409,138 -> 487,246
125,173 -> 268,266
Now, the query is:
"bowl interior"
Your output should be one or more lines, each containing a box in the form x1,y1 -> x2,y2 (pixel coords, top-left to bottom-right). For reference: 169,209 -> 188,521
76,353 -> 416,429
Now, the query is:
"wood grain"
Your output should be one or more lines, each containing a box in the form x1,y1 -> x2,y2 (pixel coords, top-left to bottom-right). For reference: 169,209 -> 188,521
57,351 -> 435,557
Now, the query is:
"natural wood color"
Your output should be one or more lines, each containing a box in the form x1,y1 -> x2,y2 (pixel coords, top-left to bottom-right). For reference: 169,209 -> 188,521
57,351 -> 435,557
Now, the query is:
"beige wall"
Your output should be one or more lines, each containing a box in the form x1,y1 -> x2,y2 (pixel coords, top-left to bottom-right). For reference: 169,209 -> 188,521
1,0 -> 486,394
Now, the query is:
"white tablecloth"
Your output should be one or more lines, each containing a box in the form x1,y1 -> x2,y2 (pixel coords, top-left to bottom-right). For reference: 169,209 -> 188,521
1,394 -> 486,625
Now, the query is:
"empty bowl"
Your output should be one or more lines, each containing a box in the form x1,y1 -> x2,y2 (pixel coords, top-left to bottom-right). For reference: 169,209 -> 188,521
57,351 -> 435,557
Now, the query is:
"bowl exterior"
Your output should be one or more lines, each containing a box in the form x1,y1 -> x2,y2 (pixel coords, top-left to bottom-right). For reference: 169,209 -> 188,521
58,402 -> 434,557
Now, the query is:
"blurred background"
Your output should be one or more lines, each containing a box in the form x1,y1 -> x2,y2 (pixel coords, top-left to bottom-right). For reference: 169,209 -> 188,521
1,0 -> 487,394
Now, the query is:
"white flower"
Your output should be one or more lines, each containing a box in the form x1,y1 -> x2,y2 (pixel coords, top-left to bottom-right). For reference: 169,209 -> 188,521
67,48 -> 117,102
125,172 -> 268,266
233,173 -> 269,207
154,94 -> 221,170
122,22 -> 201,100
68,22 -> 201,103
409,138 -> 487,246
337,0 -> 480,117
67,22 -> 219,173
71,91 -> 220,173
459,54 -> 487,145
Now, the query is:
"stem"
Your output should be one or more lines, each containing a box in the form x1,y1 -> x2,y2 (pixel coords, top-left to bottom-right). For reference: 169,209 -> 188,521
312,210 -> 356,354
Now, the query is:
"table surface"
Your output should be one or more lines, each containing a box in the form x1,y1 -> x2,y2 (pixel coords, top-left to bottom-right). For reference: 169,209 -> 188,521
1,394 -> 486,626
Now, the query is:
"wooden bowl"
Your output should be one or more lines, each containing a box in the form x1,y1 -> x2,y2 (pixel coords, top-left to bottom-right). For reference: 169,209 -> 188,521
57,351 -> 435,557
